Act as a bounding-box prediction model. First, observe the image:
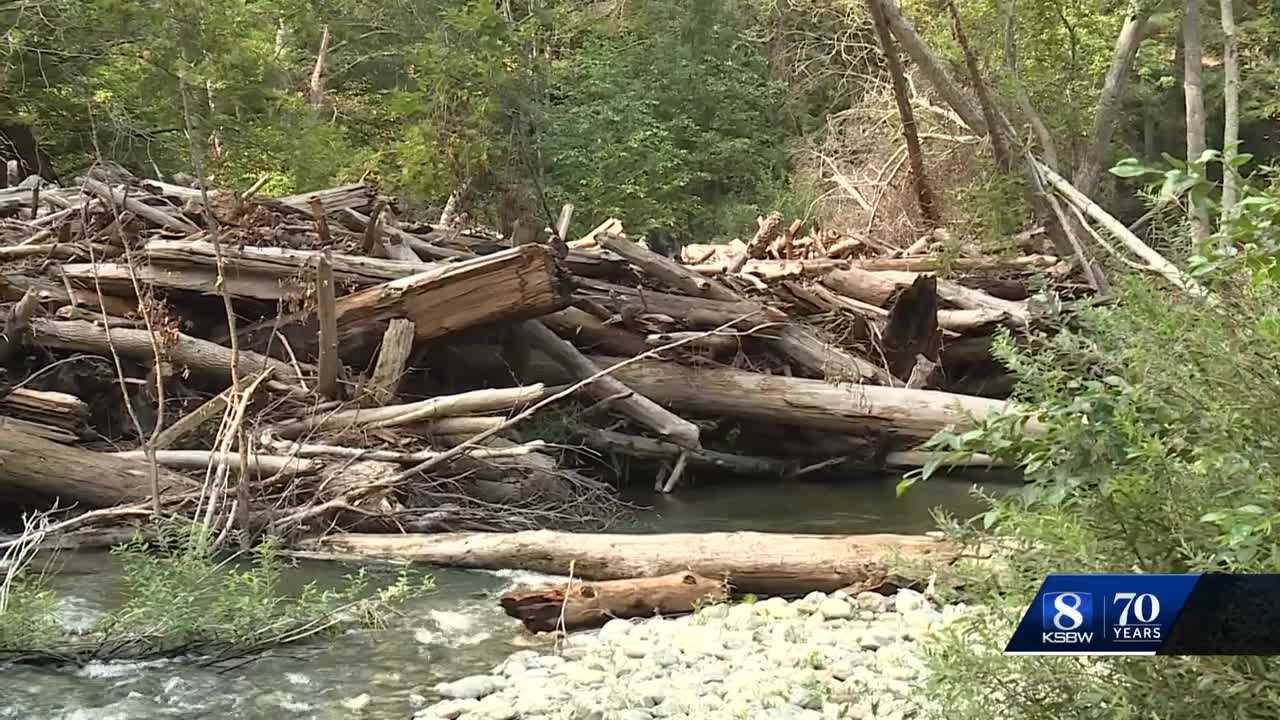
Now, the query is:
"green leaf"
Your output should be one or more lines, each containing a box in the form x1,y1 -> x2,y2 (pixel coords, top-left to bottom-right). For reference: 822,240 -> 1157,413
1109,158 -> 1156,178
1200,511 -> 1228,523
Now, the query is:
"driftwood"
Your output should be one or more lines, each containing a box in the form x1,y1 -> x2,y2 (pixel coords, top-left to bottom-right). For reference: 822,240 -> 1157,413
0,425 -> 190,507
272,384 -> 546,439
0,388 -> 88,434
572,356 -> 1018,439
500,571 -> 728,632
771,324 -> 892,384
30,318 -> 308,385
542,306 -> 650,357
366,319 -> 415,405
113,450 -> 321,476
581,428 -> 795,477
319,530 -> 955,595
599,233 -> 739,301
514,320 -> 702,449
145,239 -> 434,286
331,245 -> 570,342
822,267 -> 1029,326
574,278 -> 782,329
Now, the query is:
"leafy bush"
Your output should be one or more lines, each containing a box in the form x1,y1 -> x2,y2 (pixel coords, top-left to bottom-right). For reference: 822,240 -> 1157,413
902,183 -> 1280,718
1,520 -> 431,663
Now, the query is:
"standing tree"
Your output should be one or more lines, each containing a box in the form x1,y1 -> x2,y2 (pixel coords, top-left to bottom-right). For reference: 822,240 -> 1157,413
1219,0 -> 1241,218
864,0 -> 940,227
1183,0 -> 1211,241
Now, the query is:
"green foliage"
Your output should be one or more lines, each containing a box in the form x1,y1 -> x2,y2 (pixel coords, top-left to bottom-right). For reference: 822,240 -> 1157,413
538,0 -> 788,240
0,520 -> 431,661
901,183 -> 1280,718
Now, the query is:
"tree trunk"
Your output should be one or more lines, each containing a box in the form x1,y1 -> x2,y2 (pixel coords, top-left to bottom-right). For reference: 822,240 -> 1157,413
500,572 -> 728,632
1219,0 -> 1240,218
1003,0 -> 1060,171
580,428 -> 798,477
873,0 -> 986,133
1183,0 -> 1210,242
945,0 -> 1011,169
0,426 -> 190,507
1073,13 -> 1151,198
571,356 -> 1025,440
307,25 -> 331,108
867,0 -> 940,226
318,530 -> 955,596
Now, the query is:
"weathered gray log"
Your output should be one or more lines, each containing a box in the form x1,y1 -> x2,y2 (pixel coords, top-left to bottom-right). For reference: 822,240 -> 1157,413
365,319 -> 415,405
571,356 -> 1023,439
541,306 -> 650,356
0,425 -> 190,507
145,239 -> 435,285
272,384 -> 546,439
514,320 -> 702,449
318,530 -> 955,596
30,319 -> 308,384
332,245 -> 570,341
771,324 -> 893,384
598,233 -> 739,301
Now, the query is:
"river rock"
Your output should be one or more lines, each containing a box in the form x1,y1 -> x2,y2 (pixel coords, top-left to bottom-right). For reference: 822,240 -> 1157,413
598,618 -> 633,641
435,674 -> 503,700
416,698 -> 480,719
894,588 -> 929,614
818,597 -> 853,621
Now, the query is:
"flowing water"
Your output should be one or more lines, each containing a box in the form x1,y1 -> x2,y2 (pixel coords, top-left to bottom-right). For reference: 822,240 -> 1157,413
0,475 -> 1008,720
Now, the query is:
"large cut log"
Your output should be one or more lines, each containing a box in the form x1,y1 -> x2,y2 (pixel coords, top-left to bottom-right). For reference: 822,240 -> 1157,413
575,356 -> 1019,439
0,425 -> 190,507
573,278 -> 780,329
598,233 -> 739,301
319,530 -> 955,595
514,320 -> 702,448
332,245 -> 570,341
0,388 -> 89,434
500,571 -> 728,632
144,239 -> 435,286
30,319 -> 308,385
822,267 -> 1029,326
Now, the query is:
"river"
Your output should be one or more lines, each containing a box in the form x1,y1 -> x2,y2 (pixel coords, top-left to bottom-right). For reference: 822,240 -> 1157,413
0,474 -> 1005,720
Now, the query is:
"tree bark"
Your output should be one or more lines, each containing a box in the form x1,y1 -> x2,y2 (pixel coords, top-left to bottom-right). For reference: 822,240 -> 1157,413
1183,0 -> 1210,242
365,319 -> 416,406
315,254 -> 340,399
944,0 -> 1011,169
599,233 -> 739,301
272,384 -> 546,439
571,355 -> 1025,440
873,0 -> 986,133
30,318 -> 308,384
514,320 -> 702,449
500,572 -> 729,632
1219,0 -> 1240,217
0,425 -> 190,507
867,0 -> 940,226
319,530 -> 956,596
1073,13 -> 1151,198
307,25 -> 331,108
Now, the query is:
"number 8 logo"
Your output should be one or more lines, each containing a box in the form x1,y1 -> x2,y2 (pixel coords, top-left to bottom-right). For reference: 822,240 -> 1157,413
1053,592 -> 1086,630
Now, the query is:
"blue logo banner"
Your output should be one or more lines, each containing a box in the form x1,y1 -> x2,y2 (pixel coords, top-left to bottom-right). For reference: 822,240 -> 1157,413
1005,574 -> 1201,655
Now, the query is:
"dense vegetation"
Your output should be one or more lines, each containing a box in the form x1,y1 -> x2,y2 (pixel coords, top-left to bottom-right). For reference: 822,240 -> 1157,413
4,0 -> 1280,713
4,0 -> 1275,243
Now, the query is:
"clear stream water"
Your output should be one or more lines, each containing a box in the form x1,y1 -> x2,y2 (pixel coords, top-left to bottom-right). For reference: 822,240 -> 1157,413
1,475 -> 1006,720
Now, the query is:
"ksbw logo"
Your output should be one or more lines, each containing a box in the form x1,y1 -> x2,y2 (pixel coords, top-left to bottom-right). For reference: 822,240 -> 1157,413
1041,591 -> 1095,644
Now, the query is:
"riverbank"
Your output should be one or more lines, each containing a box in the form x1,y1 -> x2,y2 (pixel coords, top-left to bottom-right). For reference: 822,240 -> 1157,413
418,588 -> 968,720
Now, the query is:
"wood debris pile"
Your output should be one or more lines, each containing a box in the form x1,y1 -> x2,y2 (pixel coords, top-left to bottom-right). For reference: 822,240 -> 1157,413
0,164 -> 1075,549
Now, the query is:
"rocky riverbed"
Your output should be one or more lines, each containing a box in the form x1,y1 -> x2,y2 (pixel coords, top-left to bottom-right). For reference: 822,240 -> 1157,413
416,588 -> 969,720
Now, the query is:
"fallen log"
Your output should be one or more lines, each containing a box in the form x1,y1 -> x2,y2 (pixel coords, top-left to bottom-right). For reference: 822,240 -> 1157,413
514,320 -> 702,449
0,388 -> 88,434
272,384 -> 546,438
580,428 -> 793,477
112,450 -> 321,476
572,355 -> 1020,439
573,278 -> 781,329
500,571 -> 728,632
144,239 -> 434,286
771,324 -> 892,384
318,530 -> 954,595
598,233 -> 739,301
822,267 -> 1029,326
332,245 -> 569,342
61,263 -> 296,301
0,425 -> 190,507
542,306 -> 650,357
30,319 -> 308,385
365,319 -> 415,405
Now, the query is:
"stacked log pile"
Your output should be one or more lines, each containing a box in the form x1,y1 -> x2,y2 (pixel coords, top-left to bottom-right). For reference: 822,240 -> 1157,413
0,166 -> 1063,552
